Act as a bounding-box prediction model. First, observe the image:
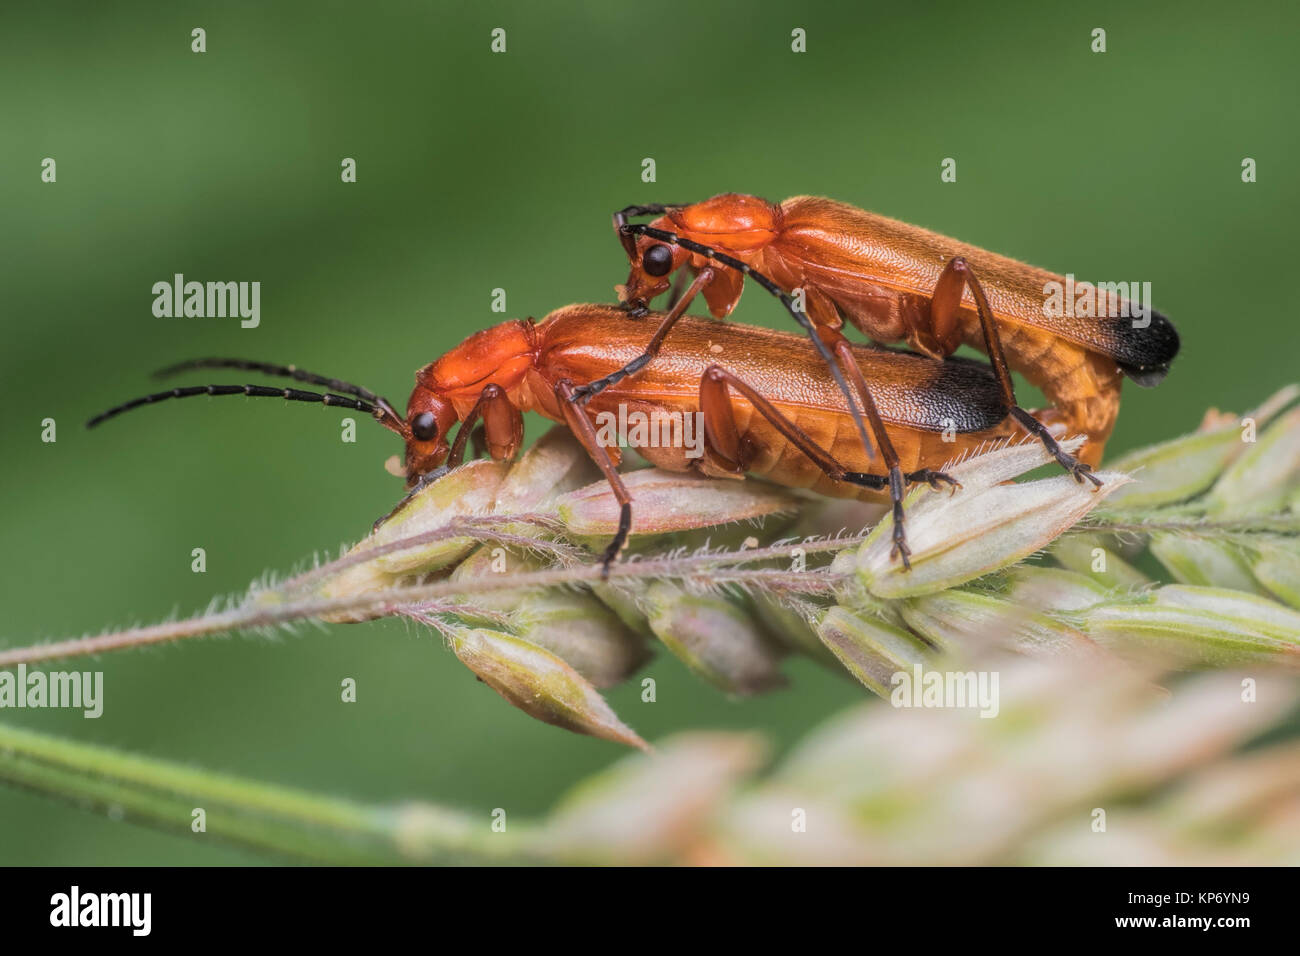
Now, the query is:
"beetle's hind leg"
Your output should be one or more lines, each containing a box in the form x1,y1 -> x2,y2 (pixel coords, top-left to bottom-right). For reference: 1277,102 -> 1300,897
931,257 -> 1102,490
698,364 -> 954,571
1009,407 -> 1103,487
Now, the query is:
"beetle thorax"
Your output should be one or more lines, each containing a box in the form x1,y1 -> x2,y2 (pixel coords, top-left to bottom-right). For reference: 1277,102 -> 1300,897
420,319 -> 537,411
668,193 -> 783,253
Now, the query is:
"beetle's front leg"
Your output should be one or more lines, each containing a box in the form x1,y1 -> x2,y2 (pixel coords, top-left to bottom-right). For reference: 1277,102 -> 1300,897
572,268 -> 716,405
663,267 -> 692,312
375,384 -> 522,530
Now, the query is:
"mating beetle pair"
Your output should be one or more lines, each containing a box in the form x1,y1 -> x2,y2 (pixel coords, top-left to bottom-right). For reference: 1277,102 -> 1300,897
90,193 -> 1179,572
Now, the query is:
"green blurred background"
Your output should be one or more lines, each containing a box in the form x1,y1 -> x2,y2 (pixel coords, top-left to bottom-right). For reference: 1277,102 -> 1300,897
1,0 -> 1296,863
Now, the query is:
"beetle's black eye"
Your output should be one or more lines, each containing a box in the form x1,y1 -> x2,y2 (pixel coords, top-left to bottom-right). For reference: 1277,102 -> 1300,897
642,244 -> 674,277
410,411 -> 438,442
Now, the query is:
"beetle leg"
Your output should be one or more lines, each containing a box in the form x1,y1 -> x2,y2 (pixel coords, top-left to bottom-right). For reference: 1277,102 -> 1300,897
699,364 -> 948,570
375,465 -> 445,531
613,203 -> 685,221
824,333 -> 900,465
445,384 -> 521,468
375,384 -> 521,530
825,332 -> 961,557
555,380 -> 634,579
469,422 -> 488,461
572,268 -> 716,405
824,332 -> 959,498
903,468 -> 961,492
1009,406 -> 1102,487
664,266 -> 691,311
934,257 -> 1102,489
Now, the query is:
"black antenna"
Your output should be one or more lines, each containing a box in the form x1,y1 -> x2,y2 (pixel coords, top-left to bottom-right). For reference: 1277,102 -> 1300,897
154,357 -> 394,404
86,384 -> 384,429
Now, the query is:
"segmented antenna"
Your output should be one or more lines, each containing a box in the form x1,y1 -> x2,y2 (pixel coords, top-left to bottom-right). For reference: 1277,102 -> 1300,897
154,357 -> 385,404
86,384 -> 380,429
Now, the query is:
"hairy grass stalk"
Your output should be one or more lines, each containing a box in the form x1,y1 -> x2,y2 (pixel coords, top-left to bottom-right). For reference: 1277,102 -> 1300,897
2,386 -> 1299,746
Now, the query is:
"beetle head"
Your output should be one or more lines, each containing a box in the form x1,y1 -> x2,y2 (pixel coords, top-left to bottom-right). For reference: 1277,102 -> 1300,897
617,220 -> 692,310
401,385 -> 460,485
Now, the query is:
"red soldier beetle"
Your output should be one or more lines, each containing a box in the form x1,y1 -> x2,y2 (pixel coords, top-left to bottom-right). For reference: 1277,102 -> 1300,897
87,304 -> 1062,574
612,194 -> 1180,479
